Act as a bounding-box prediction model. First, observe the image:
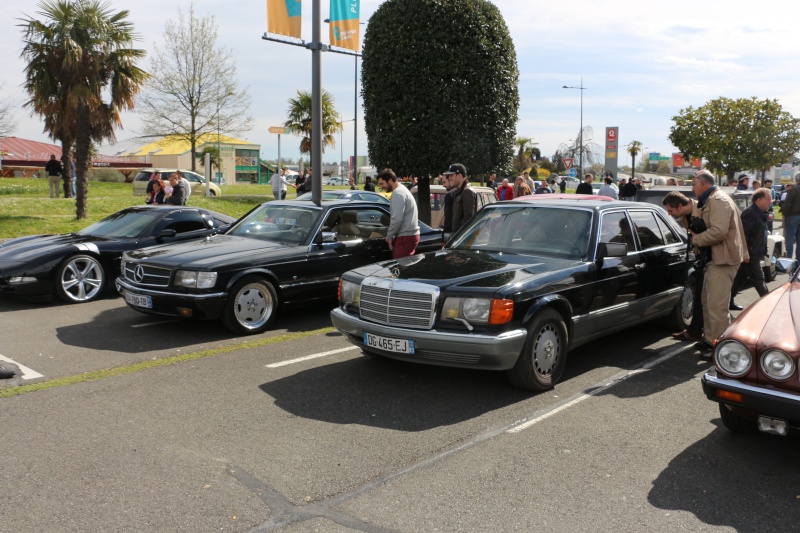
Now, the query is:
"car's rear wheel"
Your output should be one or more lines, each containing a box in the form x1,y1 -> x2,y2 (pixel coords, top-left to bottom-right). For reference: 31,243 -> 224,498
55,254 -> 105,303
209,190 -> 217,197
666,282 -> 694,331
719,404 -> 756,433
221,276 -> 278,335
507,308 -> 568,391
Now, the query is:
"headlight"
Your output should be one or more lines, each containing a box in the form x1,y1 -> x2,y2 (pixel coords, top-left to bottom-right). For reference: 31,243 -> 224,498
442,297 -> 513,325
175,270 -> 217,289
339,279 -> 360,307
761,350 -> 795,381
715,340 -> 752,377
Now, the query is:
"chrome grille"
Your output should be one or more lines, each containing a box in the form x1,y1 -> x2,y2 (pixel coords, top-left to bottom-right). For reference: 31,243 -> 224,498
123,262 -> 172,287
359,278 -> 438,329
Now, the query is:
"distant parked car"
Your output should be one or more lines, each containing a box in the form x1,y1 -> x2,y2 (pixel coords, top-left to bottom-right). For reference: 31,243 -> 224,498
324,176 -> 348,186
132,168 -> 222,198
296,190 -> 390,205
409,184 -> 497,229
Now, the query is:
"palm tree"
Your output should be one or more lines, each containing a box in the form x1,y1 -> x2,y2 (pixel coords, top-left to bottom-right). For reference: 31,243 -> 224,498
513,137 -> 537,173
627,140 -> 643,181
20,0 -> 148,219
284,90 -> 341,162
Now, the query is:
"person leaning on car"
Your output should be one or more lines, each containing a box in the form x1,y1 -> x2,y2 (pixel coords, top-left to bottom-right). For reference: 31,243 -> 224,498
662,191 -> 704,343
377,168 -> 420,259
445,163 -> 476,232
688,170 -> 748,355
729,187 -> 772,308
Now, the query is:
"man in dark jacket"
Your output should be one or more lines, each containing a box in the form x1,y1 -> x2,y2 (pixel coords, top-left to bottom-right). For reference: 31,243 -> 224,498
620,179 -> 638,201
445,163 -> 476,232
575,173 -> 594,195
729,187 -> 772,308
45,154 -> 62,198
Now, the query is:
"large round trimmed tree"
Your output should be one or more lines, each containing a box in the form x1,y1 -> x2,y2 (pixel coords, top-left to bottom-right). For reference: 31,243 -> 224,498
362,0 -> 518,222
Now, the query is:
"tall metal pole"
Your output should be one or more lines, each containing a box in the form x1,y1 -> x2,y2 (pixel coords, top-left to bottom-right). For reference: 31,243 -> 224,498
579,76 -> 583,178
353,54 -> 358,185
310,0 -> 323,205
340,113 -> 343,179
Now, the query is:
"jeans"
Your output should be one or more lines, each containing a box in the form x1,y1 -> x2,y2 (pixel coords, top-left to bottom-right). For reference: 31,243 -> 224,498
784,215 -> 800,259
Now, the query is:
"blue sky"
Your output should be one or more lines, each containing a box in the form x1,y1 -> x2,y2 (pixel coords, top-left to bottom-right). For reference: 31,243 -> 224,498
2,0 -> 799,169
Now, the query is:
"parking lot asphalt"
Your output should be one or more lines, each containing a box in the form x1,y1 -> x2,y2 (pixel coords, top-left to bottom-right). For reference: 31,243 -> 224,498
0,279 -> 798,532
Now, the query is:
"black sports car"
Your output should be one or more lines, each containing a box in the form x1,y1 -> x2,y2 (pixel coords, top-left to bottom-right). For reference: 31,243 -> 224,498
116,200 -> 443,335
331,196 -> 695,391
0,206 -> 235,303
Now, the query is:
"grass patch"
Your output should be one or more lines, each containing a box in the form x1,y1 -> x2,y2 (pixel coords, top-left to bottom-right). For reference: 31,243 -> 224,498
0,326 -> 337,398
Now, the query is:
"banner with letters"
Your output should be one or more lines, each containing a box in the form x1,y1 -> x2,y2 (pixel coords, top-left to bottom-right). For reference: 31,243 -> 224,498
329,0 -> 360,52
267,0 -> 302,39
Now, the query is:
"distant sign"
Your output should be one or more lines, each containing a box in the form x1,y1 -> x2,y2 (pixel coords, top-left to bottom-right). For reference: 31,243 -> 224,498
671,153 -> 702,174
563,158 -> 573,170
568,168 -> 577,178
269,126 -> 291,134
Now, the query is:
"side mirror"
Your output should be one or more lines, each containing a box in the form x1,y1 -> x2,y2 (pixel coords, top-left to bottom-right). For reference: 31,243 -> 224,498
597,242 -> 627,258
156,229 -> 177,243
314,231 -> 338,245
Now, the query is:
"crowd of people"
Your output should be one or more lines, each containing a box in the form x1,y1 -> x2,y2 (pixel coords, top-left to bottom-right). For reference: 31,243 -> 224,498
144,170 -> 192,205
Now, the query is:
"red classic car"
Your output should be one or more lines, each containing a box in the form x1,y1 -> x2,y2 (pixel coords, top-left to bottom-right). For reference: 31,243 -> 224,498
702,259 -> 800,436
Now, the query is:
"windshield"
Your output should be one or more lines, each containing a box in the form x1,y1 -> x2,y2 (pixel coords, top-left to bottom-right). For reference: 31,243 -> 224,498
77,210 -> 156,238
449,205 -> 592,259
227,204 -> 321,244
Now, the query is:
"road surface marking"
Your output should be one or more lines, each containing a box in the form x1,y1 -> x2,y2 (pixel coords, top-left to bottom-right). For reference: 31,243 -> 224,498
266,346 -> 359,368
507,343 -> 694,433
0,354 -> 44,380
131,319 -> 181,328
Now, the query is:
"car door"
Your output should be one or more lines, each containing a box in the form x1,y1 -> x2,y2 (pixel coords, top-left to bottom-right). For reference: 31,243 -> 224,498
628,209 -> 687,306
590,210 -> 647,331
304,206 -> 393,296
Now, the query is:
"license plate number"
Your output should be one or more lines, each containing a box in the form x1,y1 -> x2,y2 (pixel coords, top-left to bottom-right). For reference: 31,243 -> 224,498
363,332 -> 415,354
125,292 -> 152,309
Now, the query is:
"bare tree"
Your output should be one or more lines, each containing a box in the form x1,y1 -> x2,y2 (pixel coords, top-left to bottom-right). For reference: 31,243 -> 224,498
0,85 -> 18,138
136,2 -> 253,171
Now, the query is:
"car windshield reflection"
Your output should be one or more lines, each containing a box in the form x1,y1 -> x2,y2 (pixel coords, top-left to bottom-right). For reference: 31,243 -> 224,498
77,210 -> 156,238
227,204 -> 321,244
449,206 -> 592,259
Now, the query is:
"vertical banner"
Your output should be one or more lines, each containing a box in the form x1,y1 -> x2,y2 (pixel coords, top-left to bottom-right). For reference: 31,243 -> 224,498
329,0 -> 360,52
605,127 -> 619,180
267,0 -> 302,39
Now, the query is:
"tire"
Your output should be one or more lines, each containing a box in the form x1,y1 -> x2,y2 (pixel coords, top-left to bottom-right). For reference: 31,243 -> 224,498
718,403 -> 756,434
209,190 -> 217,197
507,308 -> 568,391
55,254 -> 105,303
665,283 -> 694,331
221,276 -> 278,335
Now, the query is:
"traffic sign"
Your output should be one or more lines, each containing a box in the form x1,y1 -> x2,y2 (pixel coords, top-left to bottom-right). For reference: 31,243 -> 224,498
568,168 -> 577,178
269,126 -> 291,134
563,158 -> 573,170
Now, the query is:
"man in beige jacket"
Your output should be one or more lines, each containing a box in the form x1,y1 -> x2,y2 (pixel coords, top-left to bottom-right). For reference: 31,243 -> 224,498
689,170 -> 748,356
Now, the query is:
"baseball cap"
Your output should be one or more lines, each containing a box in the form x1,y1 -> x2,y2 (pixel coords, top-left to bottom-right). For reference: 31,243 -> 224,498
443,163 -> 466,176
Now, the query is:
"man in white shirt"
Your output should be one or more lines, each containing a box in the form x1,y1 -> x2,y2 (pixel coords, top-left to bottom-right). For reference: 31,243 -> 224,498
377,168 -> 420,258
598,176 -> 619,199
270,168 -> 295,200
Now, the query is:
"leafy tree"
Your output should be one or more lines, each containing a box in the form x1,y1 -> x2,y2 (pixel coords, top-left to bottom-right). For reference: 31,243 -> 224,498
512,137 -> 535,173
669,96 -> 800,183
20,0 -> 148,218
283,89 -> 341,163
137,3 -> 252,172
626,140 -> 642,181
362,0 -> 518,223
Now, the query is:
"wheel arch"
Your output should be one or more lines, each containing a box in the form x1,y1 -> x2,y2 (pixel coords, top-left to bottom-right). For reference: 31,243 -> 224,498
521,295 -> 574,340
227,269 -> 283,300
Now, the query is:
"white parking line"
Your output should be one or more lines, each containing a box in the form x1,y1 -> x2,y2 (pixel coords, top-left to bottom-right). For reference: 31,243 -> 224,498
131,319 -> 181,328
0,354 -> 44,380
507,343 -> 694,433
266,346 -> 359,368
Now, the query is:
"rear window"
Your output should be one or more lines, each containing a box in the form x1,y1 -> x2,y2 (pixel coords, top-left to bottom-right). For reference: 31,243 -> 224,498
133,171 -> 152,182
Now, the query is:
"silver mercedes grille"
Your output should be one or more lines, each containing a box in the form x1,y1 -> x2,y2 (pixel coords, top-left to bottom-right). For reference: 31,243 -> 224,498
359,278 -> 439,329
123,262 -> 171,287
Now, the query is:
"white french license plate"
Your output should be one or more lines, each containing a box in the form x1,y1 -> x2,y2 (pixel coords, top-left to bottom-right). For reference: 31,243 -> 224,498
125,292 -> 152,309
363,332 -> 415,354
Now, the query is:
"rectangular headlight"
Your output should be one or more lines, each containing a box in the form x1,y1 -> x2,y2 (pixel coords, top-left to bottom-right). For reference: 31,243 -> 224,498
175,270 -> 218,289
339,279 -> 361,306
442,297 -> 514,325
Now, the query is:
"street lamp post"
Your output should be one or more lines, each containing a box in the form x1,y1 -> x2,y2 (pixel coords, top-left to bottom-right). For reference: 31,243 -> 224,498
563,78 -> 587,178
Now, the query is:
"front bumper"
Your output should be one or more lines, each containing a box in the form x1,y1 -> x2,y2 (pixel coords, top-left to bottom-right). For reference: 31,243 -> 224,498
115,277 -> 227,320
702,367 -> 800,426
330,307 -> 527,370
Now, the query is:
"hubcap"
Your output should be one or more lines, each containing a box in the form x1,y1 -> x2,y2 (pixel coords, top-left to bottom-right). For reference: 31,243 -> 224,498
533,324 -> 560,377
234,284 -> 273,329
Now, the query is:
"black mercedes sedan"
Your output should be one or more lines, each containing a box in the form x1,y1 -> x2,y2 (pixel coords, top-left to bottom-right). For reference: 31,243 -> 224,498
331,196 -> 695,391
0,206 -> 235,303
116,200 -> 444,335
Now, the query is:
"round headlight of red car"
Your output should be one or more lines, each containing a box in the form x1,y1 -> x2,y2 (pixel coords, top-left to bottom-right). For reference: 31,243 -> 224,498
761,350 -> 795,381
715,340 -> 752,377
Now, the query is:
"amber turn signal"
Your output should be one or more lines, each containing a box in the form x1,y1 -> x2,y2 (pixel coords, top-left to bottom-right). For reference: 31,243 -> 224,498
716,389 -> 744,403
488,299 -> 514,325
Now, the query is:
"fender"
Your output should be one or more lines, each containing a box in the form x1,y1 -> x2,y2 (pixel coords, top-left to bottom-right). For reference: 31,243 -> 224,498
522,294 -> 574,338
227,268 -> 282,294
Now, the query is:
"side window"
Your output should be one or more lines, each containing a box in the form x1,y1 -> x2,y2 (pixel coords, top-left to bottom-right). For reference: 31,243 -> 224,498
185,172 -> 203,183
655,215 -> 680,245
357,209 -> 390,239
599,212 -> 636,251
629,211 -> 666,250
156,210 -> 207,234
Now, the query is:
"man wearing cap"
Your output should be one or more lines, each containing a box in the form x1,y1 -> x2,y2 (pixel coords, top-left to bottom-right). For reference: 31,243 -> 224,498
444,163 -> 476,232
736,174 -> 750,191
377,168 -> 420,258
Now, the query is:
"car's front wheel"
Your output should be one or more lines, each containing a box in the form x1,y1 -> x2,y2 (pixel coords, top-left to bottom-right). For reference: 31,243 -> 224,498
221,276 -> 278,335
666,282 -> 694,331
55,254 -> 105,303
507,308 -> 568,391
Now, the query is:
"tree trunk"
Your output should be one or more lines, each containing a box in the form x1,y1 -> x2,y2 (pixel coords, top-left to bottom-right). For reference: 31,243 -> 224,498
60,140 -> 73,199
418,176 -> 431,226
75,104 -> 91,219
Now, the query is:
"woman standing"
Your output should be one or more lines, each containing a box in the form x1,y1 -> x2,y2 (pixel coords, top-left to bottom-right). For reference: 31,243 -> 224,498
146,177 -> 167,204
